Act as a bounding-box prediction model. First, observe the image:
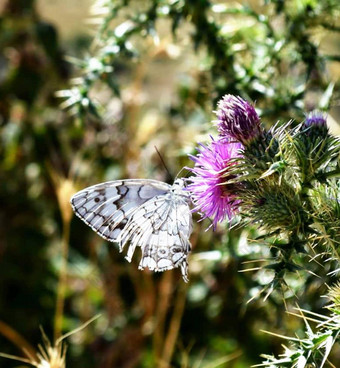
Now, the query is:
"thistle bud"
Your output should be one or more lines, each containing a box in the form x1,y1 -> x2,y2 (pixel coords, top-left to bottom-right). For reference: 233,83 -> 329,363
293,111 -> 332,177
216,94 -> 262,144
215,95 -> 280,176
302,111 -> 329,146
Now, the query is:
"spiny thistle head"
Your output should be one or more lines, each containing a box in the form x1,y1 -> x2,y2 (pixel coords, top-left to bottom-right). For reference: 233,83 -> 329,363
299,111 -> 329,152
216,95 -> 281,175
187,138 -> 242,228
216,94 -> 262,144
292,110 -> 338,177
241,128 -> 280,172
240,181 -> 303,232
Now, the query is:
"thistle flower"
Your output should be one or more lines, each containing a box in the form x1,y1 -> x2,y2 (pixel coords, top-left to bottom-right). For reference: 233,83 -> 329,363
187,138 -> 242,228
303,110 -> 327,129
216,94 -> 262,144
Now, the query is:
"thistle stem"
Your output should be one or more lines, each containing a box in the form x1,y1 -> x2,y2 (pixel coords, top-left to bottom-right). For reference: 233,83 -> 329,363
153,271 -> 173,364
159,283 -> 188,368
54,217 -> 71,341
0,320 -> 37,360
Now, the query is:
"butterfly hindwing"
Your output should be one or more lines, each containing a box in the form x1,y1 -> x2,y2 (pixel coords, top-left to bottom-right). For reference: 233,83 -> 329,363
137,198 -> 192,282
70,178 -> 193,281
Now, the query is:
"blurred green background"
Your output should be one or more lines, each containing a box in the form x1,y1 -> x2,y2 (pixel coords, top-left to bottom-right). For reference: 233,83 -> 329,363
0,0 -> 339,367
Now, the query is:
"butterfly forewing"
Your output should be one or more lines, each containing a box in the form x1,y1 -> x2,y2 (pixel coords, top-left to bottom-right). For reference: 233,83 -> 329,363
71,179 -> 170,241
70,179 -> 192,281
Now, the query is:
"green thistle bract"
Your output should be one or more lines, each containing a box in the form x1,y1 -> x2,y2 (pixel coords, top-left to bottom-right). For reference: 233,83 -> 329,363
240,181 -> 304,232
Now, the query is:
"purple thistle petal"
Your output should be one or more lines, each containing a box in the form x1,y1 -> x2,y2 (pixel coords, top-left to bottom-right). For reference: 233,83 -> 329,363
303,111 -> 327,128
186,138 -> 242,228
216,94 -> 262,144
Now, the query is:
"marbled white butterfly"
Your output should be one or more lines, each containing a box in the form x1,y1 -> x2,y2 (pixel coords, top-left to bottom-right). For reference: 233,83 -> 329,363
70,178 -> 192,281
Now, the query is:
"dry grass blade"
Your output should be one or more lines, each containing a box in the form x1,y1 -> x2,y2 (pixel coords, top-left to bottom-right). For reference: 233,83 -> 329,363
0,315 -> 100,368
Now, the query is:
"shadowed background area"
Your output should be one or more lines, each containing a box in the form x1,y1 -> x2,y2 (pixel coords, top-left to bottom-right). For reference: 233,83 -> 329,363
0,0 -> 339,367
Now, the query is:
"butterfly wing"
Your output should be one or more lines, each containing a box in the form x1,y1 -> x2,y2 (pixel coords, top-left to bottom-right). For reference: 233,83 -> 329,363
118,186 -> 193,282
70,179 -> 171,242
140,199 -> 192,282
70,179 -> 192,281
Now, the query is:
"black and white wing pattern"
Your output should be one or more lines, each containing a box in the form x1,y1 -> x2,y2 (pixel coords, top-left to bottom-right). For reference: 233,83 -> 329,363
70,178 -> 193,281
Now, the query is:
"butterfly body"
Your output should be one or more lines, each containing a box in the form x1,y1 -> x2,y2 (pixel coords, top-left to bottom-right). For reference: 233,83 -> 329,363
70,178 -> 192,281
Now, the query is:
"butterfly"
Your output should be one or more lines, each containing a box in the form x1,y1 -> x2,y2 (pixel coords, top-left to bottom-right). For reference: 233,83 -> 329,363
70,178 -> 193,282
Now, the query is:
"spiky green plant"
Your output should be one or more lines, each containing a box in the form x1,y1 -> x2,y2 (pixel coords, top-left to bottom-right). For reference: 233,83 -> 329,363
255,284 -> 340,367
188,97 -> 340,294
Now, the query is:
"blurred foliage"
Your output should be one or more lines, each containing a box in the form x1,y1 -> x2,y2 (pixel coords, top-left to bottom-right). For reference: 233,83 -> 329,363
0,0 -> 339,367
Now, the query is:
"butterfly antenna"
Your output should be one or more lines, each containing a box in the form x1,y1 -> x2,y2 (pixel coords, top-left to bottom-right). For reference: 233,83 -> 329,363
175,166 -> 191,180
154,146 -> 173,181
